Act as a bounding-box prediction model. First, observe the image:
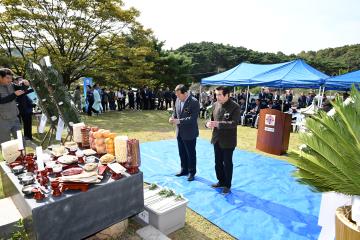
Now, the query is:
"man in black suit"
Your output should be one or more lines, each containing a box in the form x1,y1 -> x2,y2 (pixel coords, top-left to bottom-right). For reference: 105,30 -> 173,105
206,86 -> 240,194
169,84 -> 200,181
164,87 -> 172,109
298,92 -> 307,108
258,87 -> 266,101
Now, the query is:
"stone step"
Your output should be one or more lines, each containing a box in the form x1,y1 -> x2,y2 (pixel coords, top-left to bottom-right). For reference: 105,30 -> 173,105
136,225 -> 171,240
0,197 -> 23,239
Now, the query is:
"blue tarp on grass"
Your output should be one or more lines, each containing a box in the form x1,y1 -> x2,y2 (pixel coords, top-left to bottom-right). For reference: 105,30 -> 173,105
140,138 -> 321,240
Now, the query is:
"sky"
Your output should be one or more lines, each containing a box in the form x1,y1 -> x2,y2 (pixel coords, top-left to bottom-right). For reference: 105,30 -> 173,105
128,0 -> 360,54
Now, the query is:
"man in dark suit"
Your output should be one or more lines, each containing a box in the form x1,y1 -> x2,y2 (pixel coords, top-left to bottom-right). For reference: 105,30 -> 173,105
206,86 -> 240,194
169,84 -> 200,181
164,87 -> 172,109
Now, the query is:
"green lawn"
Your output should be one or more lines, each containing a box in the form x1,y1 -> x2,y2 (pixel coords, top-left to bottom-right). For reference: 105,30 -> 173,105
0,110 -> 302,239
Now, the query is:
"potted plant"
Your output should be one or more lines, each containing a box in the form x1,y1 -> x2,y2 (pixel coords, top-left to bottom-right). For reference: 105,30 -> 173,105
289,87 -> 360,239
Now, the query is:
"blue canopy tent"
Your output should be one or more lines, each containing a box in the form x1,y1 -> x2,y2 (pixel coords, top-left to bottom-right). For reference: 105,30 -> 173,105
201,61 -> 289,86
201,59 -> 329,111
201,59 -> 328,88
324,69 -> 360,91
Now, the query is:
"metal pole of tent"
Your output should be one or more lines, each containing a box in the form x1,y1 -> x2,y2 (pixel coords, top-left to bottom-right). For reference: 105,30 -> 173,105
241,85 -> 250,126
281,88 -> 284,112
244,85 -> 249,115
317,86 -> 322,107
320,86 -> 325,107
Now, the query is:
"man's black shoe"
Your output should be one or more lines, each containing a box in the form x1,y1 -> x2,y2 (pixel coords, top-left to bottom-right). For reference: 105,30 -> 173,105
222,187 -> 231,194
187,175 -> 195,181
211,182 -> 225,188
175,172 -> 188,177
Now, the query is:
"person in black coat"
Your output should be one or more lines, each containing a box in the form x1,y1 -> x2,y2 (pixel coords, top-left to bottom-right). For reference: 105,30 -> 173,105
128,88 -> 135,110
271,100 -> 282,111
136,90 -> 141,110
171,91 -> 177,107
149,89 -> 156,110
14,77 -> 34,140
86,85 -> 96,116
298,92 -> 307,108
239,98 -> 248,117
206,86 -> 241,194
164,87 -> 172,109
258,88 -> 266,101
108,89 -> 116,111
141,86 -> 150,110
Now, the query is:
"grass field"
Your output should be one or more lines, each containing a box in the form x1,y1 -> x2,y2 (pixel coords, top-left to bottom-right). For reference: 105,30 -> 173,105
0,110 -> 302,239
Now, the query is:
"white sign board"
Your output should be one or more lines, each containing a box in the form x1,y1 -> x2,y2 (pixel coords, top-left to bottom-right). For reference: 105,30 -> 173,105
265,114 -> 276,126
137,210 -> 149,224
264,127 -> 275,132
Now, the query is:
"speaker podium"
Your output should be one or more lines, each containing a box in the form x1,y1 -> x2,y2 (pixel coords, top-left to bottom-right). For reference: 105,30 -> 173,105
256,109 -> 292,155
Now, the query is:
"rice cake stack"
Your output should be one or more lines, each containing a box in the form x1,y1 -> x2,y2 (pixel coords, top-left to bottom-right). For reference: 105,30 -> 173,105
114,136 -> 128,163
1,140 -> 21,163
72,122 -> 85,145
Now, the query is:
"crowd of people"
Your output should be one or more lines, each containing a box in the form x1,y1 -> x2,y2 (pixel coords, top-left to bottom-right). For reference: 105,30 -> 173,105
80,85 -> 180,116
80,84 -> 348,128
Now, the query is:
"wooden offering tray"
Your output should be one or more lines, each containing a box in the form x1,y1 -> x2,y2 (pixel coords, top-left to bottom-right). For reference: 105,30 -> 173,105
61,182 -> 89,192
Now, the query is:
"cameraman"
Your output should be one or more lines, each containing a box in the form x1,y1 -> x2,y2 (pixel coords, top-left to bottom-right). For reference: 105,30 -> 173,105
14,76 -> 34,140
0,68 -> 29,144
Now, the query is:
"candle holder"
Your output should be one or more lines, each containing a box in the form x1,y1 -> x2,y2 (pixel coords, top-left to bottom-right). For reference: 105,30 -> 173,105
126,139 -> 141,175
69,147 -> 77,156
32,188 -> 45,201
37,170 -> 49,188
15,149 -> 26,165
26,157 -> 36,173
126,165 -> 139,175
76,152 -> 85,164
109,169 -> 123,180
51,180 -> 62,197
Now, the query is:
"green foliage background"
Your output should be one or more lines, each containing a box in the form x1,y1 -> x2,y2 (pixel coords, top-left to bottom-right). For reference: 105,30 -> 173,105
0,1 -> 359,90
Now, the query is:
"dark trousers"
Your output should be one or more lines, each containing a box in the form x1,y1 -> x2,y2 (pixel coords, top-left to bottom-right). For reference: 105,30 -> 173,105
165,100 -> 171,109
158,99 -> 164,110
214,142 -> 234,188
117,100 -> 122,111
136,101 -> 141,110
87,102 -> 98,116
129,99 -> 135,109
102,101 -> 108,112
109,101 -> 116,110
20,113 -> 32,140
177,136 -> 197,175
121,99 -> 126,109
143,99 -> 149,110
